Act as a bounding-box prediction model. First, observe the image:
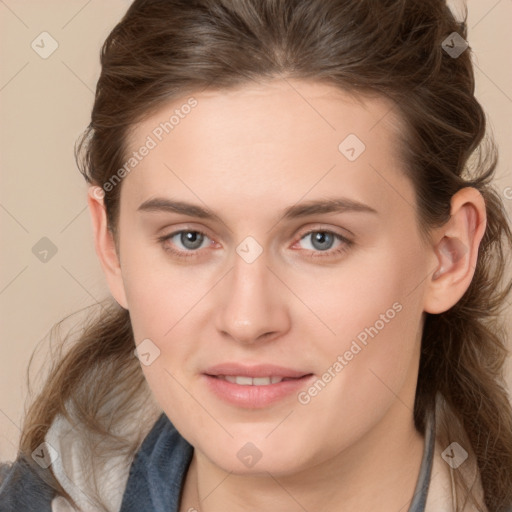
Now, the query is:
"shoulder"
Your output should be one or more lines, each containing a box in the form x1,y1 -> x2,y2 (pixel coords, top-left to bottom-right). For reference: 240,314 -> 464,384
33,409 -> 191,512
118,413 -> 193,511
425,439 -> 490,512
41,399 -> 164,511
0,456 -> 55,512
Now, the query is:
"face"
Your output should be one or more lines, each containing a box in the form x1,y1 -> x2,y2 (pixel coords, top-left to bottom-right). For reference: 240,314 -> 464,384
106,79 -> 435,476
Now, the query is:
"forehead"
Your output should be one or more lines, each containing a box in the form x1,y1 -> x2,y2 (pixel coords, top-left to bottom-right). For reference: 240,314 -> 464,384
121,79 -> 411,220
129,79 -> 401,148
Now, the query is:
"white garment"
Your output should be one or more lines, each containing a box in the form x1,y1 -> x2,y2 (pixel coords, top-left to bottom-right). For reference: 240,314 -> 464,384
425,439 -> 487,512
46,413 -> 133,512
46,397 -> 161,512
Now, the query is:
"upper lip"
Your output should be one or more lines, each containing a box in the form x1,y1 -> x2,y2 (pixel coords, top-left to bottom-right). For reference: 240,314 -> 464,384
204,363 -> 311,379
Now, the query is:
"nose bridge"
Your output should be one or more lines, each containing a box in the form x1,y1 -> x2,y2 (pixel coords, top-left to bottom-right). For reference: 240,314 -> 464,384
232,244 -> 268,302
215,237 -> 288,343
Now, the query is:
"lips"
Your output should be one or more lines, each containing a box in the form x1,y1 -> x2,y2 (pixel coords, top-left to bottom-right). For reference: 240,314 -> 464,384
203,363 -> 314,407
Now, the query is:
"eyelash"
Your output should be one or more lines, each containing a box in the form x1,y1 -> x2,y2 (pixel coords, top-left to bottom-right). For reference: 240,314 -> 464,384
157,227 -> 353,260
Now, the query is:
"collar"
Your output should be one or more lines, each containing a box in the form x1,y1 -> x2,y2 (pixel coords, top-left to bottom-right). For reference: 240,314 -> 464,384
47,401 -> 455,512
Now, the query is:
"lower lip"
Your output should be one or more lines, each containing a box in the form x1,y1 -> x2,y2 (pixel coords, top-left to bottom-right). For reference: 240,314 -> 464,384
203,374 -> 314,408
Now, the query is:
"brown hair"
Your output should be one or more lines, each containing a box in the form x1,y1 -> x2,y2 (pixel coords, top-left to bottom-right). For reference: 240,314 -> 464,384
15,0 -> 512,510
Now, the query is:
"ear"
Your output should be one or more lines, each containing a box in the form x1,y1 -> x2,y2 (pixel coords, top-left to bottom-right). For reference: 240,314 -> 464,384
87,186 -> 129,309
423,187 -> 487,314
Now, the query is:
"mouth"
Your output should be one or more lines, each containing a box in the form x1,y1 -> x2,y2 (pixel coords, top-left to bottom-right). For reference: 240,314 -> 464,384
208,375 -> 311,386
202,366 -> 314,408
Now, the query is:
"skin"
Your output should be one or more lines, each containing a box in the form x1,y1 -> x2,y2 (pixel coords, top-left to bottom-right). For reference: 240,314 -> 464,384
87,78 -> 486,511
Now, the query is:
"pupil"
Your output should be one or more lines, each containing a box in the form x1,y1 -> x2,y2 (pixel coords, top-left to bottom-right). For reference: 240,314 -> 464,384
313,232 -> 332,251
182,231 -> 203,249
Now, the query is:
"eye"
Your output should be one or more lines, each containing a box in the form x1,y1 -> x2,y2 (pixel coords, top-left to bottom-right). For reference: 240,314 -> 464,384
157,229 -> 213,258
294,229 -> 353,258
157,227 -> 353,260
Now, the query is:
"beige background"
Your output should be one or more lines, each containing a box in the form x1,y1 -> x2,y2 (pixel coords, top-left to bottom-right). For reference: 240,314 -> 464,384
1,0 -> 511,463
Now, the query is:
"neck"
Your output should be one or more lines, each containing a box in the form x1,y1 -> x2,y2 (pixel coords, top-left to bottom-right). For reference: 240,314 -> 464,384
179,400 -> 426,512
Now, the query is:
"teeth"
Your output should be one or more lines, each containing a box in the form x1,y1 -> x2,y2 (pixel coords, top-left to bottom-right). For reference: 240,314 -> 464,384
253,377 -> 271,385
236,376 -> 253,385
220,375 -> 286,385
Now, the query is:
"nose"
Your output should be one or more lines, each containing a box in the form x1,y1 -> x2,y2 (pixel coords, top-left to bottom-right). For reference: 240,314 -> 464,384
214,247 -> 291,345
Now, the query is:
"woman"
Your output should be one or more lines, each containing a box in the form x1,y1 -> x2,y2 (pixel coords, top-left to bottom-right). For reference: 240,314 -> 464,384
1,0 -> 511,511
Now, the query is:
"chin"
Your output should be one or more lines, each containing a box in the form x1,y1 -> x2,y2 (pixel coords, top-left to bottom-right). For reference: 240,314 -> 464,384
199,438 -> 314,477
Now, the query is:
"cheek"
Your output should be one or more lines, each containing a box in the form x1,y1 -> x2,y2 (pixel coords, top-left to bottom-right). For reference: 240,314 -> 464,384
287,250 -> 426,446
298,237 -> 426,345
303,239 -> 427,389
119,234 -> 196,339
121,247 -> 218,396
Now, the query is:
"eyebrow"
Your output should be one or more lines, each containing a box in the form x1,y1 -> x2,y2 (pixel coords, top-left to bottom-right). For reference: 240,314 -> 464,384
137,197 -> 378,221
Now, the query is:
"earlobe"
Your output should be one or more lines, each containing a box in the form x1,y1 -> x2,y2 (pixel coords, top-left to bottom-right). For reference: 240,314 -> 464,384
424,187 -> 486,314
87,186 -> 129,309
